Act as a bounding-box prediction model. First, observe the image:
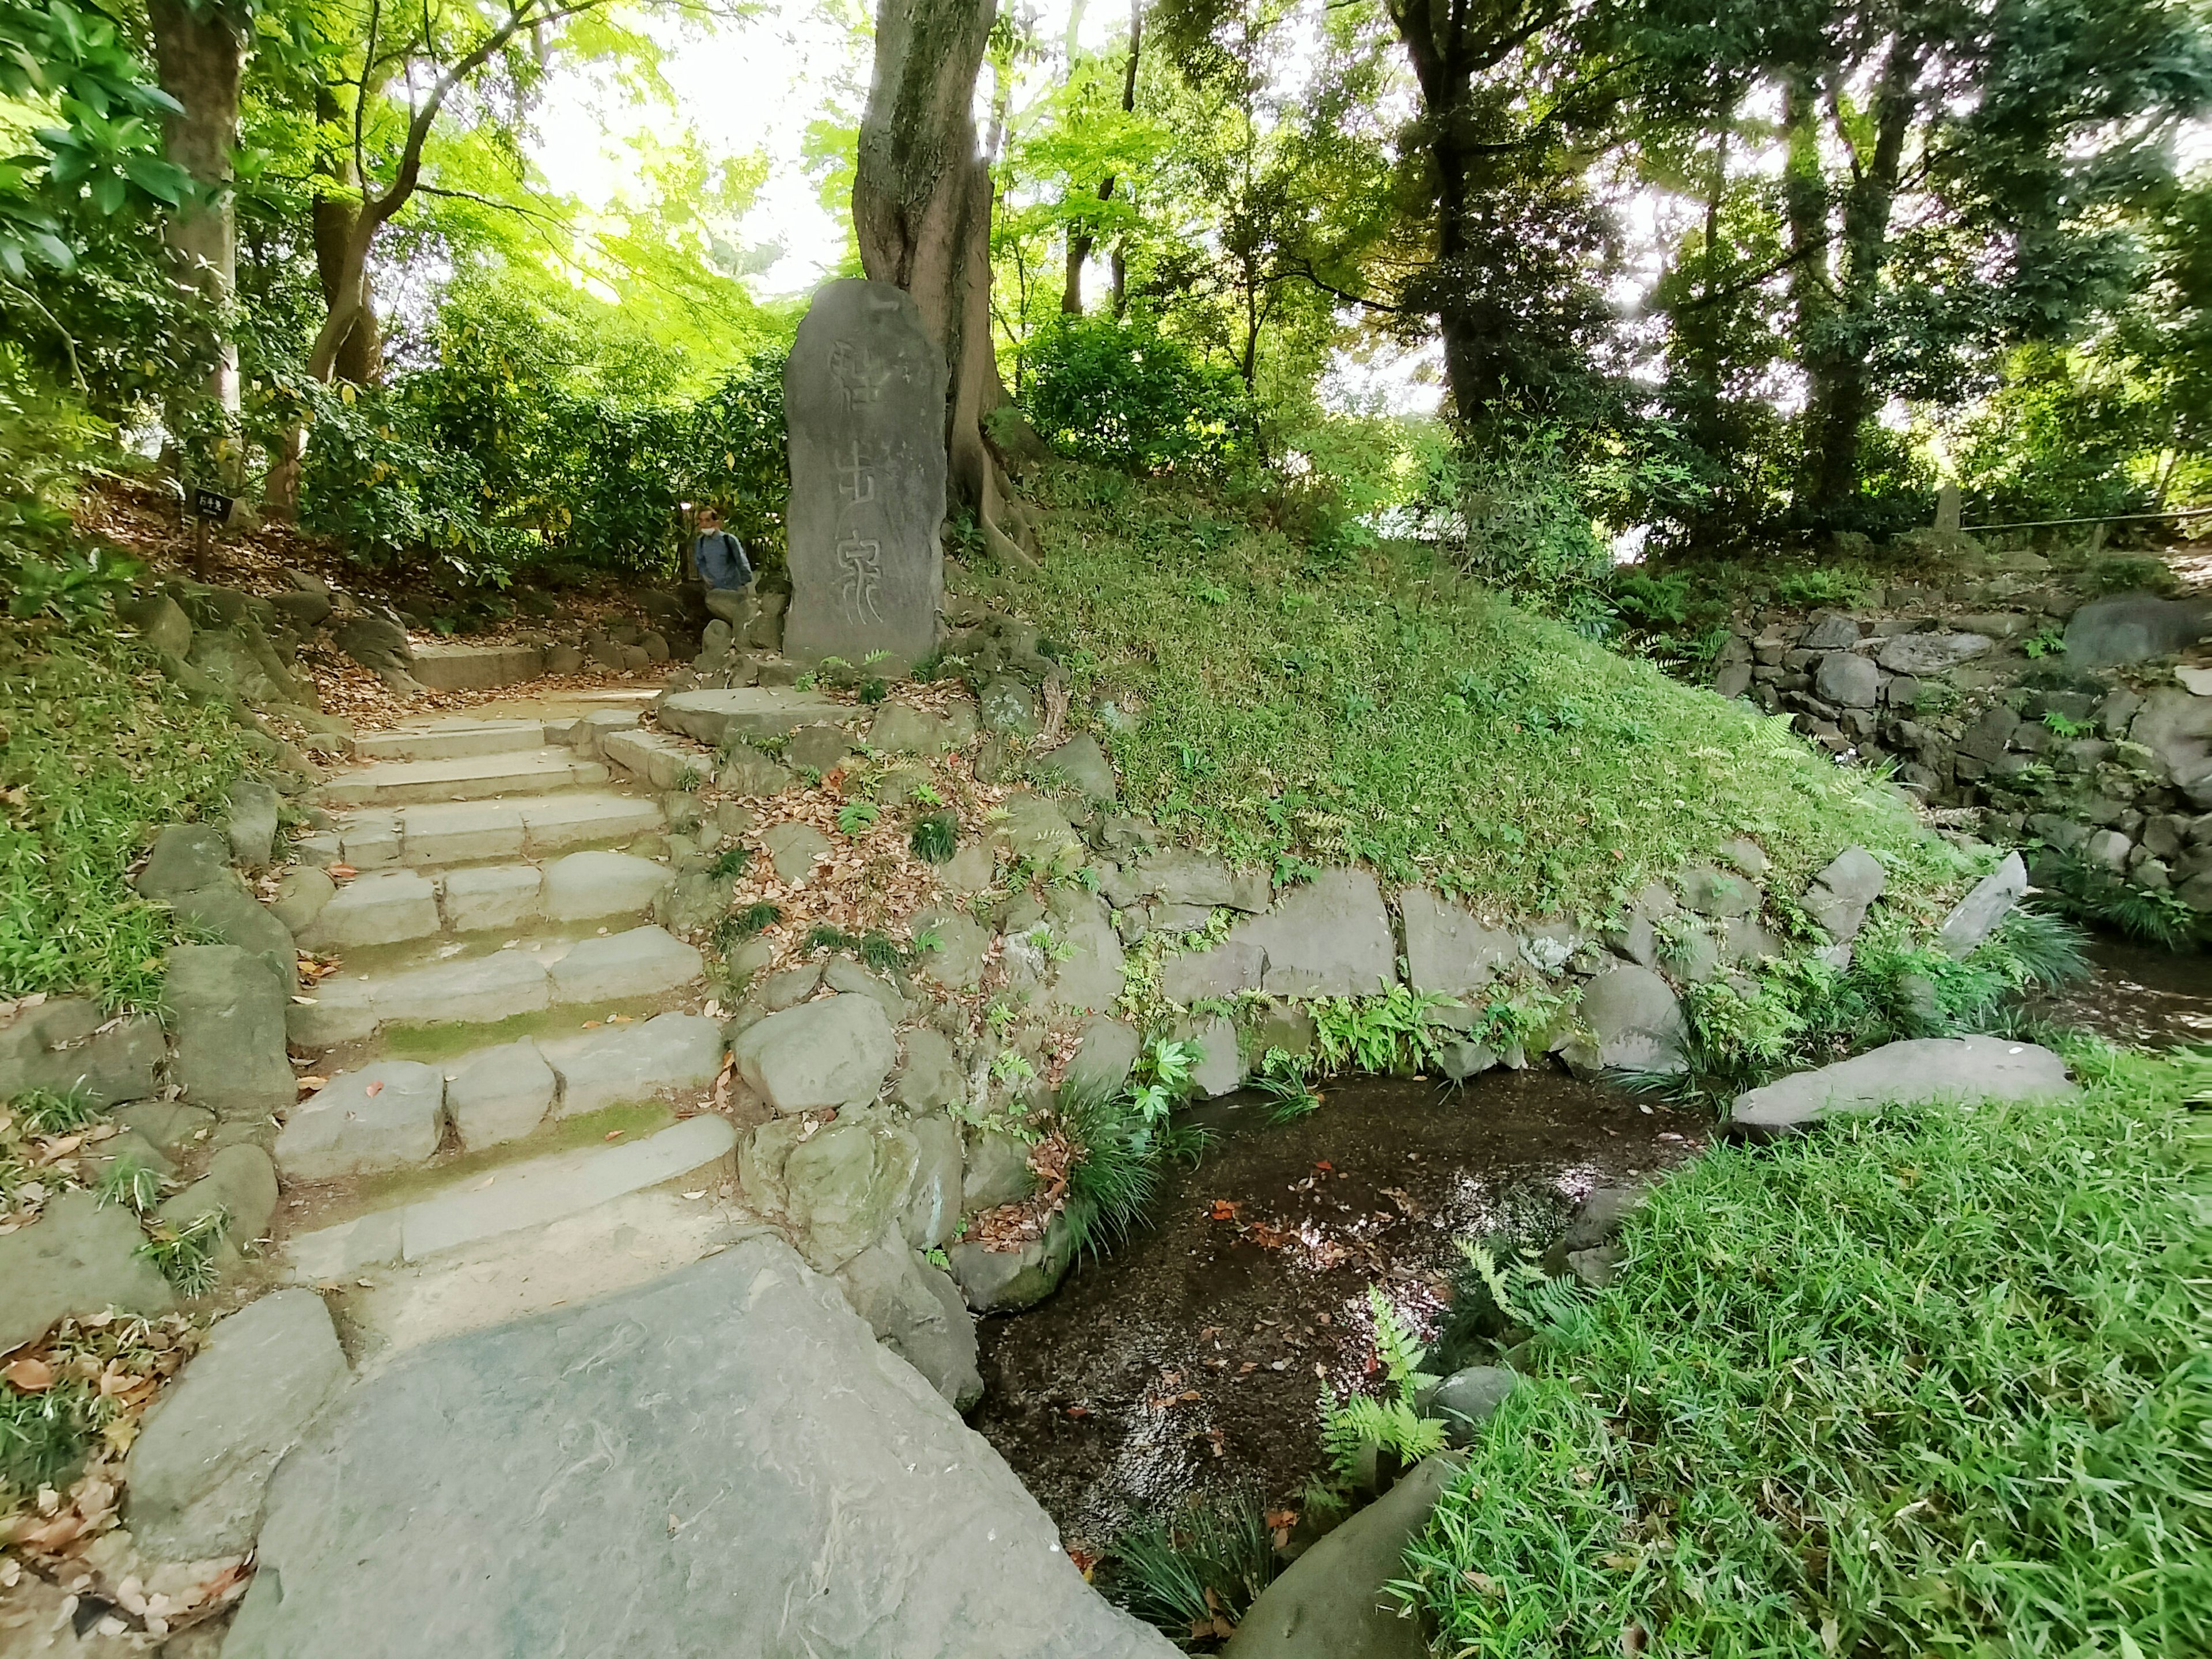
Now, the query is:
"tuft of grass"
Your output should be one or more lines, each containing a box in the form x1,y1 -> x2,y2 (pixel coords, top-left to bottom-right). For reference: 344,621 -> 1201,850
7,1086 -> 99,1137
998,469 -> 1963,919
711,902 -> 782,956
1253,1047 -> 1322,1124
1403,1044 -> 2211,1658
2033,850 -> 2206,950
0,1376 -> 102,1497
911,810 -> 960,865
1108,1491 -> 1283,1647
707,844 -> 752,881
0,621 -> 255,1006
137,1205 -> 228,1296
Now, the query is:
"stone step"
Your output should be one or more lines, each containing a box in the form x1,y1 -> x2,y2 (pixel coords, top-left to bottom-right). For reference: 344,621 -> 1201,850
319,748 -> 608,809
353,718 -> 556,763
407,642 -> 545,692
316,792 -> 665,870
655,687 -> 853,747
288,925 -> 704,1047
293,851 -> 673,949
285,1114 -> 737,1281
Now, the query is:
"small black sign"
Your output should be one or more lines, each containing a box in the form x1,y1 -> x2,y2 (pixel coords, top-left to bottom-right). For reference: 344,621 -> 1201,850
191,488 -> 233,525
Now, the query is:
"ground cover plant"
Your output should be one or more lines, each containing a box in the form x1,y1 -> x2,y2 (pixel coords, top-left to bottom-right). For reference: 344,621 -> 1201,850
1402,1042 -> 2210,1657
987,469 -> 1969,922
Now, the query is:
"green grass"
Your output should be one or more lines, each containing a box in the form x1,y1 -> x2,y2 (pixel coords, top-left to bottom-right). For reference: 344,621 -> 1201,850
1402,1043 -> 2211,1657
0,620 -> 253,1007
986,471 -> 1966,921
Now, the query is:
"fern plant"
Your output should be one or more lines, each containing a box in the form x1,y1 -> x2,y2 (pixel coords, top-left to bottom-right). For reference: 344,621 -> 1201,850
1320,1288 -> 1446,1483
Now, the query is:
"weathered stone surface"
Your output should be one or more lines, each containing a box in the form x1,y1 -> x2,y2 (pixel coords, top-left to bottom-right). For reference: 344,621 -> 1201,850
994,790 -> 1083,870
2131,687 -> 2212,808
600,728 -> 703,793
825,957 -> 905,1022
363,949 -> 551,1032
276,1062 -> 446,1182
334,613 -> 414,679
938,840 -> 996,893
1161,940 -> 1264,1005
743,1115 -> 919,1270
1814,650 -> 1880,708
1801,613 -> 1861,650
226,778 -> 282,867
297,869 -> 440,949
167,876 -> 300,982
444,1040 -> 556,1149
541,849 -> 671,921
762,820 -> 834,883
1877,631 -> 1994,675
226,1240 -> 1169,1659
783,279 -> 946,669
1801,846 -> 1886,942
408,642 -> 543,691
158,1143 -> 279,1247
733,993 -> 897,1112
658,687 -> 851,747
123,1290 -> 350,1562
963,1128 -> 1037,1211
1937,851 -> 2028,957
546,926 -> 702,1003
1046,889 -> 1123,1015
1225,868 -> 1396,996
1132,848 -> 1268,912
137,824 -> 230,900
868,700 -> 948,754
270,865 -> 336,935
0,998 -> 164,1108
1067,1017 -> 1142,1097
899,1110 -> 964,1249
760,961 -> 824,1011
120,592 -> 193,657
544,1012 -> 722,1116
1421,1366 -> 1519,1444
893,1026 -> 965,1114
167,945 -> 294,1119
946,1215 -> 1075,1313
1036,734 -> 1118,801
1399,889 -> 1518,994
1578,965 -> 1687,1073
978,676 -> 1039,736
836,1233 -> 983,1410
1221,1454 -> 1460,1659
913,905 -> 992,990
438,862 -> 543,932
1678,862 -> 1759,918
116,1100 -> 215,1157
1732,1036 -> 2072,1131
2063,592 -> 2212,668
1181,1014 -> 1244,1097
0,1188 -> 175,1353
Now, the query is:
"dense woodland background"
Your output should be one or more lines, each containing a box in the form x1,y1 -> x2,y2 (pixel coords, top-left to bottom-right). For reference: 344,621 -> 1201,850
4,0 -> 2210,623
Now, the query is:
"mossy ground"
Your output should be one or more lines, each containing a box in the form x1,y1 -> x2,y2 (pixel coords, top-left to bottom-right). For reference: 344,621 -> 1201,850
0,622 -> 253,1007
983,471 -> 1973,925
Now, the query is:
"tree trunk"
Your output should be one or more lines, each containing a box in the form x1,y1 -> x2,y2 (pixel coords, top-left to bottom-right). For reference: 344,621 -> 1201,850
855,0 -> 1037,562
1062,6 -> 1142,316
147,0 -> 243,416
313,88 -> 384,384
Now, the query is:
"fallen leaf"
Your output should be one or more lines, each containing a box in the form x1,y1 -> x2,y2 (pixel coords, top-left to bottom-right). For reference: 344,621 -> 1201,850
329,864 -> 357,878
1314,1160 -> 1333,1172
1065,1404 -> 1090,1419
604,1130 -> 624,1141
363,1080 -> 383,1098
5,1357 -> 55,1392
1209,1198 -> 1241,1221
297,1076 -> 328,1091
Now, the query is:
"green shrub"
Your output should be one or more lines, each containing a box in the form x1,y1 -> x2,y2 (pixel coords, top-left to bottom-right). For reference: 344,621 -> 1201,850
1022,316 -> 1256,475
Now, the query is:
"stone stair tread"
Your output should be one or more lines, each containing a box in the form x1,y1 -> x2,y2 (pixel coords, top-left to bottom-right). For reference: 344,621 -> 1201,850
338,793 -> 663,868
320,749 -> 608,808
285,1115 -> 737,1280
353,719 -> 554,763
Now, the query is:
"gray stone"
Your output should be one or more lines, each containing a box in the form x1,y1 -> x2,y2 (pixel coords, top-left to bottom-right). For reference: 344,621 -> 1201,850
1181,1014 -> 1244,1097
2131,687 -> 2212,808
541,849 -> 671,921
979,676 -> 1039,736
994,790 -> 1084,871
1559,1184 -> 1647,1251
444,1040 -> 557,1149
761,961 -> 825,1010
733,993 -> 897,1112
1221,1453 -> 1460,1659
1815,650 -> 1880,708
137,823 -> 232,900
547,926 -> 703,1003
1046,889 -> 1123,1015
761,820 -> 834,884
120,592 -> 193,657
167,945 -> 294,1119
1162,940 -> 1265,1005
913,905 -> 992,990
1732,1035 -> 2071,1131
868,700 -> 948,754
1421,1365 -> 1520,1444
1226,868 -> 1396,996
1801,613 -> 1861,650
825,957 -> 905,1022
270,865 -> 336,935
1567,1244 -> 1619,1286
2085,828 -> 2133,872
1578,965 -> 1687,1073
1937,851 -> 2028,957
0,1188 -> 176,1353
115,1100 -> 215,1157
789,721 -> 854,772
835,1233 -> 983,1410
349,949 -> 550,1034
899,1110 -> 965,1248
224,1240 -> 1173,1659
2063,592 -> 2212,668
962,1128 -> 1037,1211
276,1061 -> 446,1181
946,1215 -> 1075,1313
937,840 -> 995,893
1877,632 -> 1994,675
227,779 -> 282,868
298,869 -> 440,949
123,1289 -> 350,1562
1133,848 -> 1269,911
165,874 -> 300,983
783,279 -> 946,669
657,687 -> 851,747
743,1116 -> 919,1270
544,1012 -> 723,1116
439,863 -> 544,932
1678,862 -> 1759,919
1036,733 -> 1118,801
1066,1017 -> 1141,1096
1801,846 -> 1886,942
1399,889 -> 1518,994
0,997 -> 164,1108
334,613 -> 414,679
893,1027 -> 965,1115
158,1143 -> 278,1248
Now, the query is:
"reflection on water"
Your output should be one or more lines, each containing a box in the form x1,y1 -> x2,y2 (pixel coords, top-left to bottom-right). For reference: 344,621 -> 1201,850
2032,940 -> 2211,1050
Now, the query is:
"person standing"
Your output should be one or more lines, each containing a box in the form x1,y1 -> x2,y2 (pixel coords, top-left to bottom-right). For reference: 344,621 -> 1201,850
691,505 -> 753,626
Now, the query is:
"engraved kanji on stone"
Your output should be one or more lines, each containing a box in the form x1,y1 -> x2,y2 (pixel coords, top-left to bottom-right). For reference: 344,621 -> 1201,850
836,441 -> 877,507
829,342 -> 891,413
836,536 -> 885,624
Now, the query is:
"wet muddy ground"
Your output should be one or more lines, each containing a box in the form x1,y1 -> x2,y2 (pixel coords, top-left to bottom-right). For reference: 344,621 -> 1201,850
969,1069 -> 1707,1555
2031,940 -> 2210,1049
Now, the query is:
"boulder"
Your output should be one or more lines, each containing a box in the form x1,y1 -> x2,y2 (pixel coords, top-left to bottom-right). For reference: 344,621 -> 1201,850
733,994 -> 897,1112
867,701 -> 948,755
123,1289 -> 350,1562
1730,1035 -> 2071,1132
1577,965 -> 1687,1073
1677,862 -> 1759,919
1876,632 -> 1994,675
656,687 -> 850,747
761,820 -> 833,884
444,1040 -> 558,1149
2063,592 -> 2212,669
275,1062 -> 447,1182
1045,889 -> 1123,1015
0,996 -> 164,1108
543,1011 -> 723,1116
1418,1366 -> 1519,1445
741,1115 -> 919,1271
824,956 -> 906,1022
166,945 -> 295,1119
835,1233 -> 984,1410
1397,889 -> 1518,994
2130,687 -> 2212,808
1937,851 -> 2028,957
899,1111 -> 965,1249
1225,868 -> 1396,996
789,722 -> 854,772
994,790 -> 1084,871
226,779 -> 282,868
1035,734 -> 1118,801
1133,849 -> 1270,912
0,1189 -> 176,1354
1066,1017 -> 1141,1096
1800,846 -> 1886,943
963,1129 -> 1038,1211
135,823 -> 232,900
158,1143 -> 279,1249
913,906 -> 993,990
978,676 -> 1040,736
222,1241 -> 1175,1659
115,1100 -> 215,1157
334,613 -> 415,681
1180,1014 -> 1244,1097
1221,1453 -> 1460,1659
946,1214 -> 1075,1313
893,1026 -> 966,1113
270,865 -> 337,935
1814,651 -> 1880,709
119,593 -> 193,657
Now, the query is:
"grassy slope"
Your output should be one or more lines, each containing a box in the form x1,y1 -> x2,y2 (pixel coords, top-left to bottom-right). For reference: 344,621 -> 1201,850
990,471 -> 1971,925
1404,1043 -> 2210,1658
0,621 -> 252,1007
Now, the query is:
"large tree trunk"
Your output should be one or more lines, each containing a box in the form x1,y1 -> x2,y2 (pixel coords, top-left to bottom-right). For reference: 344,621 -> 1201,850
1061,5 -> 1143,316
855,0 -> 1038,563
147,0 -> 243,417
313,89 -> 384,384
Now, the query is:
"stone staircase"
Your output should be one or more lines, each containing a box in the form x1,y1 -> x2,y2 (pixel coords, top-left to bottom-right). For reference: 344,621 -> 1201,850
272,708 -> 741,1361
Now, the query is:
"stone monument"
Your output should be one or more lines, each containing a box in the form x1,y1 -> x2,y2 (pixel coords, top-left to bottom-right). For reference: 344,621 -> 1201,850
783,279 -> 946,671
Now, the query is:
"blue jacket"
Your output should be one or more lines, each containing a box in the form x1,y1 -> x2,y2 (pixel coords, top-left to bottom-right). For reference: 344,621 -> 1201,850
693,529 -> 752,589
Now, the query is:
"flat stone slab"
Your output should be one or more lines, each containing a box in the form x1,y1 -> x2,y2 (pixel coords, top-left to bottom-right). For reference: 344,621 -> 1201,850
543,850 -> 672,921
396,793 -> 663,864
320,748 -> 607,809
1399,889 -> 1517,994
601,728 -> 710,791
295,869 -> 441,949
546,926 -> 703,1003
406,642 -> 545,692
440,863 -> 544,933
656,687 -> 851,747
1224,868 -> 1397,996
1730,1036 -> 2073,1131
0,1188 -> 176,1354
227,1237 -> 1170,1659
367,949 -> 552,1029
444,1040 -> 557,1149
276,1060 -> 447,1182
354,719 -> 550,763
541,1012 -> 722,1115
